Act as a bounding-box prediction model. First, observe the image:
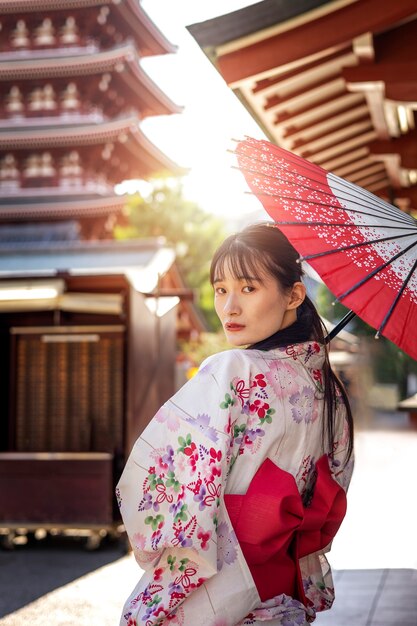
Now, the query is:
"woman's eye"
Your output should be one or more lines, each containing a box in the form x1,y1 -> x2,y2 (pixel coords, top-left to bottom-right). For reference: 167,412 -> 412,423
242,285 -> 255,293
215,287 -> 226,295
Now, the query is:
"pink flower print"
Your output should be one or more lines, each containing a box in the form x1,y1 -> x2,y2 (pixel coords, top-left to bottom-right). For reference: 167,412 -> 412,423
265,361 -> 299,399
204,479 -> 221,506
233,377 -> 251,406
155,407 -> 180,432
289,386 -> 319,424
217,521 -> 238,570
126,618 -> 137,626
174,564 -> 197,589
181,440 -> 198,472
313,369 -> 323,385
253,373 -> 267,388
154,567 -> 164,581
209,448 -> 222,479
249,399 -> 272,420
197,527 -> 212,550
132,532 -> 146,550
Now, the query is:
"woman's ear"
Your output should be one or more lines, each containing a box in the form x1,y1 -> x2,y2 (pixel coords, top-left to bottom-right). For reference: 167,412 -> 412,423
287,281 -> 306,310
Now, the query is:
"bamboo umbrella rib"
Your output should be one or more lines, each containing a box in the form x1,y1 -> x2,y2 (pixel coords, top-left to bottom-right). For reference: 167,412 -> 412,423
246,190 -> 417,227
235,142 -> 415,224
234,150 -> 414,224
377,257 -> 417,336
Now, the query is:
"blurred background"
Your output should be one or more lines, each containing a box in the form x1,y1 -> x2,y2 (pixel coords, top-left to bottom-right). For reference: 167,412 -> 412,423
0,1 -> 416,624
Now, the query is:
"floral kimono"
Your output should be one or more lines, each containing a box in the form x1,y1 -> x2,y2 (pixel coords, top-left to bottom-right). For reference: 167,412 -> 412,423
116,341 -> 353,626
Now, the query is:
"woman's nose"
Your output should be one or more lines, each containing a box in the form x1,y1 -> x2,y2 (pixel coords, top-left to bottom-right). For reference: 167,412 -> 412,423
224,293 -> 241,315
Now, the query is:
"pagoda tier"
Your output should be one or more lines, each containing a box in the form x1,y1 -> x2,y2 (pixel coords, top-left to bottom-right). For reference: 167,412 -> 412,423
0,1 -> 183,237
0,0 -> 175,57
0,43 -> 182,122
0,117 -> 185,194
0,196 -> 126,239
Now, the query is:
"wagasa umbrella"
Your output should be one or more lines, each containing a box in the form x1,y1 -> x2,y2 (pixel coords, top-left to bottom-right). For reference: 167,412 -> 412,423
234,137 -> 417,361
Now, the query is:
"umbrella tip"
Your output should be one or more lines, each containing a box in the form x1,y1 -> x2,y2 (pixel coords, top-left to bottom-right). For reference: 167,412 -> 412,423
375,331 -> 380,339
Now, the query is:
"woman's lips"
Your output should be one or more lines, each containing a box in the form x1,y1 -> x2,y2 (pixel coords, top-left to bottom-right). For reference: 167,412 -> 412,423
225,323 -> 245,331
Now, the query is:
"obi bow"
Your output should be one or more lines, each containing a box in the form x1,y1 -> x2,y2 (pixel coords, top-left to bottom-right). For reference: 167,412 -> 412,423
224,455 -> 347,603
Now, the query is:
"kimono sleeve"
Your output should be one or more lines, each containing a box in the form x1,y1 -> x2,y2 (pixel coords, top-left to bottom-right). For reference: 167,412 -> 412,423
116,350 -> 245,626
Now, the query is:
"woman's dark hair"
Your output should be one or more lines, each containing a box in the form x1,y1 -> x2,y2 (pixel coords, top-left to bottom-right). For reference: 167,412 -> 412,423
210,223 -> 354,464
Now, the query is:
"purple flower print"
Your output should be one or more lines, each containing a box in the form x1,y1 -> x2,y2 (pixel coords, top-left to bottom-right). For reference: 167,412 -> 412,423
185,413 -> 218,443
168,582 -> 183,595
289,386 -> 319,424
138,493 -> 153,511
241,401 -> 250,416
217,521 -> 238,570
161,445 -> 175,472
244,427 -> 265,443
193,484 -> 207,510
169,500 -> 183,517
176,530 -> 192,548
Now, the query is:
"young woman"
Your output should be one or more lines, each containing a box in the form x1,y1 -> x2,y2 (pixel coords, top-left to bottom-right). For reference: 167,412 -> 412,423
117,223 -> 354,626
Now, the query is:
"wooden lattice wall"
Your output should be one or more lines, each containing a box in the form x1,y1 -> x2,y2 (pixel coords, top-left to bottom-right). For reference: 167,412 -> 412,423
13,328 -> 124,453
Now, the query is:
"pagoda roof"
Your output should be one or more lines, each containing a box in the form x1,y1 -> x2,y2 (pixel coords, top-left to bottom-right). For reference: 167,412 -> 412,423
0,194 -> 126,223
0,116 -> 186,178
0,43 -> 182,117
0,0 -> 175,57
189,0 -> 417,209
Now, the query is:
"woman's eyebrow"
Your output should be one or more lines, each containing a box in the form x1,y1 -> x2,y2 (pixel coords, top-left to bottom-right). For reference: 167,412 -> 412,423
236,275 -> 261,282
213,274 -> 262,284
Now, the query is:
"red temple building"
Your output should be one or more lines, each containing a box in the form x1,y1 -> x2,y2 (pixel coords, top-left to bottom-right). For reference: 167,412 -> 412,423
189,0 -> 417,213
0,1 -> 204,547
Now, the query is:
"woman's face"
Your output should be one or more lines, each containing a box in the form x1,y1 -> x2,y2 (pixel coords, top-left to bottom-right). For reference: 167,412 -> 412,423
213,261 -> 301,347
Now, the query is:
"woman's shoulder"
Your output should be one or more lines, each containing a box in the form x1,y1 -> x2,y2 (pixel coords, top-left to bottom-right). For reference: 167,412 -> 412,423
199,348 -> 260,373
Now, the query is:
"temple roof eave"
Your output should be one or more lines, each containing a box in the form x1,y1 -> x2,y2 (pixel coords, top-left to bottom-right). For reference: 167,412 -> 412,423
0,0 -> 176,56
0,116 -> 186,178
0,44 -> 182,117
188,0 -> 417,211
0,195 -> 127,222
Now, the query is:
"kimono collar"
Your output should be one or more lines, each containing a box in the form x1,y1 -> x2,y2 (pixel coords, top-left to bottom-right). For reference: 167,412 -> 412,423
253,341 -> 326,370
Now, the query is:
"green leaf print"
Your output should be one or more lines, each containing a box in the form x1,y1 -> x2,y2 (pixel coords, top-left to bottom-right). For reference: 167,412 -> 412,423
177,434 -> 192,453
144,514 -> 164,531
220,392 -> 235,409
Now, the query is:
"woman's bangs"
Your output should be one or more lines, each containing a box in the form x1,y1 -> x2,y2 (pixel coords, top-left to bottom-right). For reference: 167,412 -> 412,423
213,244 -> 266,284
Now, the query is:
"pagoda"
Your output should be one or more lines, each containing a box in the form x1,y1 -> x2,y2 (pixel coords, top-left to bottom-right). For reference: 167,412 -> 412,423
0,0 -> 184,239
0,1 -> 201,548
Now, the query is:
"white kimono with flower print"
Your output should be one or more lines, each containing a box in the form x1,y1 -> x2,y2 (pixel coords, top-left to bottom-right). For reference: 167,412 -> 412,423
116,342 -> 353,626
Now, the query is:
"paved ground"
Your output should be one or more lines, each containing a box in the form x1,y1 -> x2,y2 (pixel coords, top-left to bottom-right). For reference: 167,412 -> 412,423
1,413 -> 416,626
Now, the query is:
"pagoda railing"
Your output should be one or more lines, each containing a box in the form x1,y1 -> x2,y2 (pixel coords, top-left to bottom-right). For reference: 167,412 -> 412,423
0,177 -> 114,196
0,42 -> 100,60
0,110 -> 106,127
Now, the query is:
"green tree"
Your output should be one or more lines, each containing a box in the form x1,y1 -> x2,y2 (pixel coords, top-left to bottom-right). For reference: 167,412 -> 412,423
115,181 -> 226,329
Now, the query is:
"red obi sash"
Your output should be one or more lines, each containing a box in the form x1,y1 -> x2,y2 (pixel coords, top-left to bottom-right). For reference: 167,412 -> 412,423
224,455 -> 347,604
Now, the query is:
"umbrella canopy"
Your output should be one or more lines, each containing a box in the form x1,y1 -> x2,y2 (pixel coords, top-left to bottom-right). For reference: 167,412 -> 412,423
234,137 -> 417,361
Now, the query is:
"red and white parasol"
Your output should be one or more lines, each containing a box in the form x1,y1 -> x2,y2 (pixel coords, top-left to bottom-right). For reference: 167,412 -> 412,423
234,137 -> 417,361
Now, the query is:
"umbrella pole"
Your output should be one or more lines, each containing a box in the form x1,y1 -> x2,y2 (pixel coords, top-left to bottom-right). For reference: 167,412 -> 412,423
325,310 -> 357,344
